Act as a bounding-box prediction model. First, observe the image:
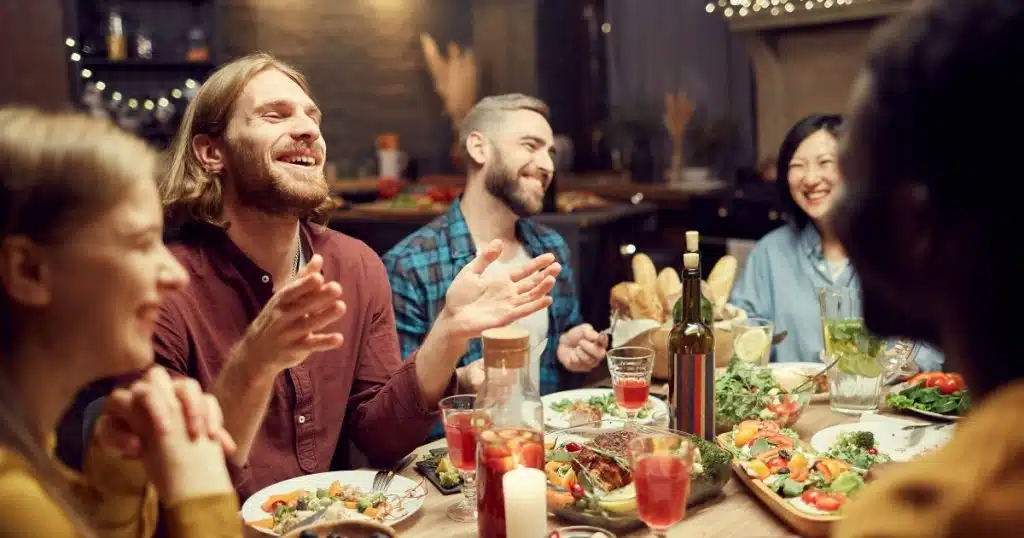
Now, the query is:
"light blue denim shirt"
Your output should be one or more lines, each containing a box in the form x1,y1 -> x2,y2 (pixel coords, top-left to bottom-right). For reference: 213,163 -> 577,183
729,224 -> 944,371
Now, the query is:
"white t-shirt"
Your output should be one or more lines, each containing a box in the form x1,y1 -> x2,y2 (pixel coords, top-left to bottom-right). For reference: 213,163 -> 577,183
480,245 -> 550,385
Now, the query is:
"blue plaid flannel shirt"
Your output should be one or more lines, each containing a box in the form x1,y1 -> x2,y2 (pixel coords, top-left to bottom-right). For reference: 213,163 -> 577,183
382,198 -> 586,439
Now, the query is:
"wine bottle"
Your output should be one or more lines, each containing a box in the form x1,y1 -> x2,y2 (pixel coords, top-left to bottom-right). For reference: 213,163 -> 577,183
673,230 -> 714,326
668,252 -> 716,441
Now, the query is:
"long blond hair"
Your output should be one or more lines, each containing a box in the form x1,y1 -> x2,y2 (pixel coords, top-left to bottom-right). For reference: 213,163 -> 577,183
161,52 -> 334,228
0,106 -> 158,538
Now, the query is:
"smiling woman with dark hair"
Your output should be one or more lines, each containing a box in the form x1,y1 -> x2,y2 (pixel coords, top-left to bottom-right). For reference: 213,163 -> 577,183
728,113 -> 942,371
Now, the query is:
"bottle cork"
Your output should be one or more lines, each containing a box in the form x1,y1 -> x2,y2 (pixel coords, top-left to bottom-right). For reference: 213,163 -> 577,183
482,327 -> 530,368
683,252 -> 699,270
685,230 -> 699,252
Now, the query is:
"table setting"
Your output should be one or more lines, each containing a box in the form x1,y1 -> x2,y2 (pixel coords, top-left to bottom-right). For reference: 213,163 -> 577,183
239,279 -> 970,538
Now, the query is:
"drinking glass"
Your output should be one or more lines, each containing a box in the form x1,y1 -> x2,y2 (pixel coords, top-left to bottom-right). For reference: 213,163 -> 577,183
819,287 -> 916,414
440,394 -> 479,521
628,433 -> 695,537
731,317 -> 775,364
607,346 -> 655,430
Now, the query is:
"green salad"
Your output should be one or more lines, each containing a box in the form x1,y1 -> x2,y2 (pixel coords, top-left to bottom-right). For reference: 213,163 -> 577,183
715,359 -> 799,430
825,431 -> 891,469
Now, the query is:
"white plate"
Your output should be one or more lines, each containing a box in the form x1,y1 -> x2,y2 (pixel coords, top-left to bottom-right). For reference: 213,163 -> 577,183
767,362 -> 829,402
241,470 -> 425,534
542,388 -> 669,430
809,421 -> 953,463
887,382 -> 963,422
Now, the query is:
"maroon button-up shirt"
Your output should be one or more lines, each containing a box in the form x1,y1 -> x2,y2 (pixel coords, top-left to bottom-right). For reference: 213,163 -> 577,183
153,222 -> 449,501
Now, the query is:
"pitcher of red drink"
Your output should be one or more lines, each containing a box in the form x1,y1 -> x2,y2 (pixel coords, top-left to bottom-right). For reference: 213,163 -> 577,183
473,327 -> 545,538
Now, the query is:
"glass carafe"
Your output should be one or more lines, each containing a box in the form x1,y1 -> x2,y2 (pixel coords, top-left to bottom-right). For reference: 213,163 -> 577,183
819,287 -> 917,414
473,327 -> 545,538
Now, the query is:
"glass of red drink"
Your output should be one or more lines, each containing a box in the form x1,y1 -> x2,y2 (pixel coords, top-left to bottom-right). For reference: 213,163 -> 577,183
628,433 -> 695,537
476,426 -> 545,538
440,394 -> 481,521
607,346 -> 655,429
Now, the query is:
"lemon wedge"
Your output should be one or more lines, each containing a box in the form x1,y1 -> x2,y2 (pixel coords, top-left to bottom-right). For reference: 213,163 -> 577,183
733,328 -> 770,362
597,484 -> 637,514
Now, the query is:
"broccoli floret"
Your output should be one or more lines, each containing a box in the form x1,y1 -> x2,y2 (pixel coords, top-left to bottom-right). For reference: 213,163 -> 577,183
850,431 -> 876,449
439,470 -> 461,488
692,437 -> 732,484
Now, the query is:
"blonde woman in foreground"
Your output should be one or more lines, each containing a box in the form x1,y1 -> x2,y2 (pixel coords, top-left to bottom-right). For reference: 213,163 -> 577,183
0,107 -> 241,537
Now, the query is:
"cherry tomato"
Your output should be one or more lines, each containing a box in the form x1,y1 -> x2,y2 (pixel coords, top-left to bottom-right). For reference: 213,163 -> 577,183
948,373 -> 965,387
909,372 -> 942,386
784,398 -> 802,413
868,447 -> 878,455
815,495 -> 842,511
269,500 -> 287,511
801,489 -> 823,504
564,442 -> 582,453
926,374 -> 948,389
570,482 -> 585,499
766,457 -> 787,471
377,177 -> 401,199
425,185 -> 447,202
936,377 -> 960,394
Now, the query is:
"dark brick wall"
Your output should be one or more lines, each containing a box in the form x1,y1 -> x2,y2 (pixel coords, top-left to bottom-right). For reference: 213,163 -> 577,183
0,0 -> 70,109
221,0 -> 477,175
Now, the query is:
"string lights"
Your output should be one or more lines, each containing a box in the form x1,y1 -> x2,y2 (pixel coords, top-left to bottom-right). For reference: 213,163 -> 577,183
63,37 -> 200,113
705,0 -> 863,19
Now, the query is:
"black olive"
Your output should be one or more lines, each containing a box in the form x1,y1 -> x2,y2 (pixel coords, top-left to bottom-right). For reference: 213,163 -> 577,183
295,497 -> 309,511
777,467 -> 790,475
298,531 -> 317,538
779,450 -> 791,460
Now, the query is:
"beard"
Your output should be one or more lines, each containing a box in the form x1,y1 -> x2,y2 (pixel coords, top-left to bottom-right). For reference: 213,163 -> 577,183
483,150 -> 544,217
224,137 -> 329,218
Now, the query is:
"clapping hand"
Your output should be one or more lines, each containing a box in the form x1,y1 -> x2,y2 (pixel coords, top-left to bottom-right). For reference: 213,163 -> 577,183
443,239 -> 561,338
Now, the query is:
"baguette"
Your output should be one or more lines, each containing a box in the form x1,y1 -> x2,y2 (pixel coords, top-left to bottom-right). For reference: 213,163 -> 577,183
657,268 -> 681,316
610,282 -> 638,317
707,255 -> 738,307
632,253 -> 659,298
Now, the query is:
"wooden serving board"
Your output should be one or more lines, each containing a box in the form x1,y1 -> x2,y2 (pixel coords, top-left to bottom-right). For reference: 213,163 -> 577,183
715,433 -> 840,538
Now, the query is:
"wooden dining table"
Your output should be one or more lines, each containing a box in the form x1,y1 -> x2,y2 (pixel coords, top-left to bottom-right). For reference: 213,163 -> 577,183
385,401 -> 869,538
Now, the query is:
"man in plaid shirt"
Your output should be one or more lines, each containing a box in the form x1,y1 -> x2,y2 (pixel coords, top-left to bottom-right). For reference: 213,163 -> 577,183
383,95 -> 607,435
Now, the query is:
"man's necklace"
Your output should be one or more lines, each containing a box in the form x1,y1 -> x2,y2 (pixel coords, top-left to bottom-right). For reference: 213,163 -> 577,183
292,231 -> 302,276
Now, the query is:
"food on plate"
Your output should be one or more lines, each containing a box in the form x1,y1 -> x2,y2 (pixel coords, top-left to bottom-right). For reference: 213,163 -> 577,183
549,392 -> 655,424
416,448 -> 462,488
715,359 -> 808,431
544,429 -> 731,518
556,190 -> 609,212
772,364 -> 828,395
823,431 -> 891,470
723,420 -> 867,515
425,184 -> 461,203
376,177 -> 401,199
249,481 -> 396,535
886,372 -> 970,416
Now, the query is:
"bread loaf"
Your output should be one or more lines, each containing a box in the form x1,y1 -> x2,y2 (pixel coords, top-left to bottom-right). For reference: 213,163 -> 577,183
657,268 -> 681,317
707,255 -> 738,307
631,254 -> 659,298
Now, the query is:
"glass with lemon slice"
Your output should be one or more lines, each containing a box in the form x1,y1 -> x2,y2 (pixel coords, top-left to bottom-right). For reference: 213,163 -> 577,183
731,317 -> 775,365
819,287 -> 891,414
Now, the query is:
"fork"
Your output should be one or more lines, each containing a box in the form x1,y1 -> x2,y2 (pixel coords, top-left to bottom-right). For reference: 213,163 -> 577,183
600,313 -> 621,348
372,453 -> 415,493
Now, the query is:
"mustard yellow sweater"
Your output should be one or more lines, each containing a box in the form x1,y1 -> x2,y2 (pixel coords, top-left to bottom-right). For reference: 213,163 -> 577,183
0,435 -> 241,538
835,380 -> 1024,538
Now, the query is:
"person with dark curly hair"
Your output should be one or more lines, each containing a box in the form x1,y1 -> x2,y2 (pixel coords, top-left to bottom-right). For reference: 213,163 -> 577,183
833,0 -> 1024,535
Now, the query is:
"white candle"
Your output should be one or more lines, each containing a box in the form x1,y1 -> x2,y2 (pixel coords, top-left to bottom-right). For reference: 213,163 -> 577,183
503,466 -> 547,538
